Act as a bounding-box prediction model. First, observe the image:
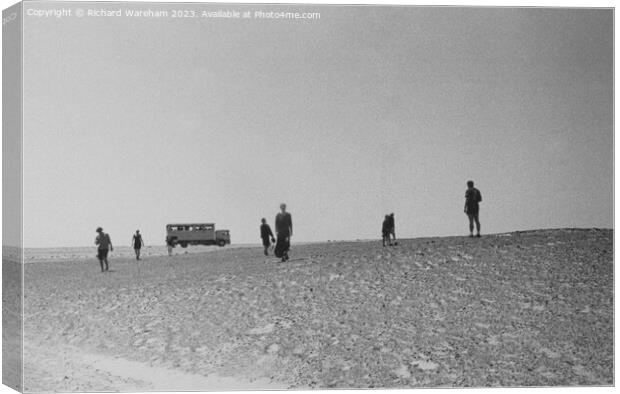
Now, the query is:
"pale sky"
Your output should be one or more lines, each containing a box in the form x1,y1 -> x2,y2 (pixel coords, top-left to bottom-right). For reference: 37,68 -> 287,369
16,2 -> 612,247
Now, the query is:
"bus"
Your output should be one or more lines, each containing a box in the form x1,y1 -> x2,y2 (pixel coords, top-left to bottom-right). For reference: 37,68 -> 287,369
165,223 -> 231,248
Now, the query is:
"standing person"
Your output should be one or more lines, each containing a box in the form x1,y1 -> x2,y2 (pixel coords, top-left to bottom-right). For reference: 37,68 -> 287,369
260,218 -> 276,256
132,230 -> 144,260
95,227 -> 113,272
274,203 -> 293,262
382,215 -> 391,247
388,213 -> 397,245
464,180 -> 482,237
166,236 -> 174,256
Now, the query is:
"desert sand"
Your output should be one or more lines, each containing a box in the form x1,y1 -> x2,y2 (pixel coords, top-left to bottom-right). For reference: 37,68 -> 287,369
12,228 -> 613,391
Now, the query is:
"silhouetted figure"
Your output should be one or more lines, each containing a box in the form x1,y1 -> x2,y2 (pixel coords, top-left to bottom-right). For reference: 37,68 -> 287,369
260,218 -> 276,256
382,215 -> 392,247
95,227 -> 113,272
166,236 -> 174,256
464,180 -> 482,237
388,213 -> 397,244
274,203 -> 292,262
132,230 -> 144,260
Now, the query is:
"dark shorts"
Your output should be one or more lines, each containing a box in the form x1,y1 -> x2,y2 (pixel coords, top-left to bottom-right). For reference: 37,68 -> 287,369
466,204 -> 480,215
262,238 -> 271,247
97,248 -> 108,259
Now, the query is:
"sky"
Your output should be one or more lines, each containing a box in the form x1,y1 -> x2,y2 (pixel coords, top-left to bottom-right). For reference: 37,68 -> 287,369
14,2 -> 613,247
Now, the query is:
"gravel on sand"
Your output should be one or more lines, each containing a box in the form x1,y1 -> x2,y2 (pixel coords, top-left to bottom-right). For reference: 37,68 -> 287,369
18,228 -> 613,390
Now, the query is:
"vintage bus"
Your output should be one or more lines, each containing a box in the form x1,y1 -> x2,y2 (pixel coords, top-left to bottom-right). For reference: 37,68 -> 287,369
165,223 -> 231,248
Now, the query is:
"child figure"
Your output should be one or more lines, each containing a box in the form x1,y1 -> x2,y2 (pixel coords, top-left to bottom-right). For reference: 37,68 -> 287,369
260,218 -> 276,256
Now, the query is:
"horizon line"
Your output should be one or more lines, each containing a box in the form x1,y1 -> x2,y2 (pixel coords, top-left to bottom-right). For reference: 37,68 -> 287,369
10,226 -> 614,250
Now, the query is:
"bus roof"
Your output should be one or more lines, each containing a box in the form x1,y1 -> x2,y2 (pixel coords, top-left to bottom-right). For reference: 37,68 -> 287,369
167,223 -> 215,227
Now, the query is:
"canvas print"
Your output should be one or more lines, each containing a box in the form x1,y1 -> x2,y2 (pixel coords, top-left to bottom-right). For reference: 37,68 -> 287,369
2,1 -> 614,392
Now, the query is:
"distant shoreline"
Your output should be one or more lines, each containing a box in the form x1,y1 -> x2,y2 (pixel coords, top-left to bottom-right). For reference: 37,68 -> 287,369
10,226 -> 615,250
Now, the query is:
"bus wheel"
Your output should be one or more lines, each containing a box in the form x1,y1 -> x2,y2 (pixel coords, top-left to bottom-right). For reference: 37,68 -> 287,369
218,240 -> 226,247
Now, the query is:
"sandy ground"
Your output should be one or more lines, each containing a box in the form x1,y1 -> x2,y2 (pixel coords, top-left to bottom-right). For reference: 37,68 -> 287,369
3,259 -> 23,391
12,228 -> 614,391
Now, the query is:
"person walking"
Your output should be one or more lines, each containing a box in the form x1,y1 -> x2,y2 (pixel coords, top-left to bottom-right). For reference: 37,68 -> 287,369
274,203 -> 293,262
388,213 -> 397,245
95,227 -> 113,272
260,218 -> 276,256
464,180 -> 482,237
382,215 -> 392,247
132,230 -> 145,260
